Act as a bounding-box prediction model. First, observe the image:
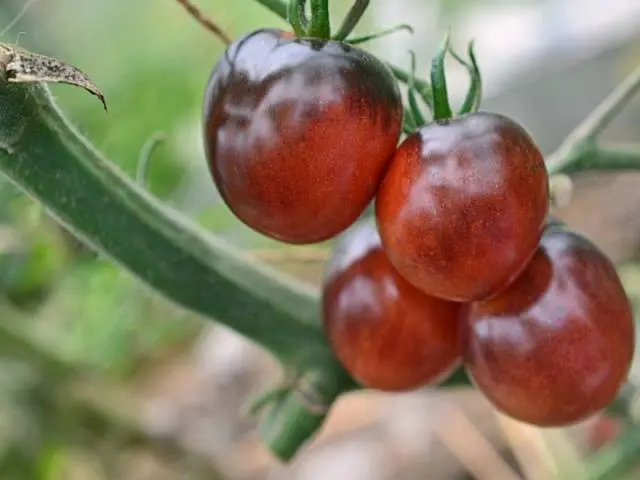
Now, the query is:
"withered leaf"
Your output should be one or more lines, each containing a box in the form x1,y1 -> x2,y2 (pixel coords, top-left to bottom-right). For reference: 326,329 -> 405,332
0,43 -> 107,111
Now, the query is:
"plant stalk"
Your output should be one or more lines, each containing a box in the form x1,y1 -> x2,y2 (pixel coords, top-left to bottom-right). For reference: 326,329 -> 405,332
307,0 -> 331,38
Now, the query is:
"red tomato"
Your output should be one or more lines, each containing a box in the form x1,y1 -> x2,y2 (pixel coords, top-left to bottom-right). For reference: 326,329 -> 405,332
462,225 -> 635,426
322,220 -> 466,391
203,29 -> 403,244
376,112 -> 549,301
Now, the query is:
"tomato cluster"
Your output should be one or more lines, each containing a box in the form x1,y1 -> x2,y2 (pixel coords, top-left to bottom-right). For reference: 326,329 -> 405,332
203,29 -> 635,427
322,218 -> 634,426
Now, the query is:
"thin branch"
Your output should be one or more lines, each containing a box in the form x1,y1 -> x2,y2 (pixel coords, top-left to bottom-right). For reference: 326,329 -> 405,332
553,144 -> 640,175
346,24 -> 413,46
174,0 -> 232,45
307,0 -> 331,38
579,65 -> 640,139
388,63 -> 433,107
546,64 -> 640,173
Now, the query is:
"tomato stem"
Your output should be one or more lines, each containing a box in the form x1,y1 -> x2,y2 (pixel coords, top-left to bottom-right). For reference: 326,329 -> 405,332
388,64 -> 433,108
430,30 -> 453,121
332,0 -> 369,41
407,50 -> 427,127
172,0 -> 232,45
0,74 -> 337,461
547,64 -> 640,174
307,0 -> 331,38
251,0 -> 435,109
549,144 -> 640,175
346,24 -> 413,45
450,40 -> 482,115
258,365 -> 355,460
245,386 -> 290,416
288,0 -> 308,37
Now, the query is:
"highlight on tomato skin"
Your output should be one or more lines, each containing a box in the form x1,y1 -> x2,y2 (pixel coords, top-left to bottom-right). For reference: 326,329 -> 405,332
375,111 -> 549,302
202,28 -> 403,245
321,219 -> 467,392
462,225 -> 635,427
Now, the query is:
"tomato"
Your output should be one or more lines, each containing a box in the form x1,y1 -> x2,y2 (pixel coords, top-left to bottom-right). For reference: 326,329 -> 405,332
462,225 -> 635,426
322,220 -> 466,391
375,112 -> 549,302
203,29 -> 403,244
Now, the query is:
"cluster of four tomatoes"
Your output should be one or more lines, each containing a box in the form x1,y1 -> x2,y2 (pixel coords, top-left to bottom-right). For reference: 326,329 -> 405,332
203,29 -> 635,427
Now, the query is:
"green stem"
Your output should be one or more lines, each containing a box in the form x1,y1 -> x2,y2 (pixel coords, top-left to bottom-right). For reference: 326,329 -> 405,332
307,0 -> 331,38
252,0 -> 433,107
0,78 -> 349,460
346,24 -> 413,45
407,51 -> 427,127
0,82 -> 322,364
260,365 -> 353,460
332,0 -> 370,41
549,144 -> 640,175
430,30 -> 453,121
388,64 -> 433,108
260,391 -> 328,460
287,0 -> 308,37
449,40 -> 482,114
546,64 -> 640,174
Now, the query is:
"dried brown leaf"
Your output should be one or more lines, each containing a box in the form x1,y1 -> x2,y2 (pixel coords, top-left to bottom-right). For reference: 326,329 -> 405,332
0,43 -> 107,111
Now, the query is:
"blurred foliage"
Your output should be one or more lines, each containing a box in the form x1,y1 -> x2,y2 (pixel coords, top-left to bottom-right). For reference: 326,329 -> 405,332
35,261 -> 200,377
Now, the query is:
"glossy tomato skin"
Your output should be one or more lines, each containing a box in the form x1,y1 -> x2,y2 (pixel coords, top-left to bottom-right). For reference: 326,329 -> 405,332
462,225 -> 635,426
376,112 -> 549,302
203,29 -> 403,244
322,220 -> 467,391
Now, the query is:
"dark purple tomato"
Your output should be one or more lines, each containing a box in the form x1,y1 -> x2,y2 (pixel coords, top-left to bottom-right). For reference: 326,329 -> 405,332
376,112 -> 549,302
462,225 -> 635,426
203,29 -> 403,244
322,220 -> 467,391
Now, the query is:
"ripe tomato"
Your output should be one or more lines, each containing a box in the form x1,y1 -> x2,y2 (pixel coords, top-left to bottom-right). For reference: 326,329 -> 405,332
203,29 -> 403,244
322,220 -> 466,391
462,225 -> 635,426
375,112 -> 549,302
